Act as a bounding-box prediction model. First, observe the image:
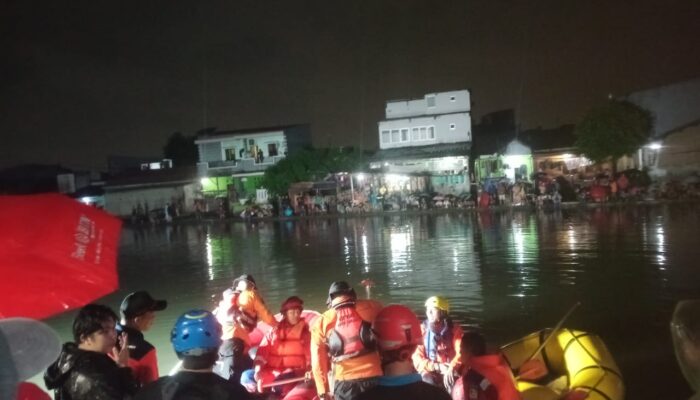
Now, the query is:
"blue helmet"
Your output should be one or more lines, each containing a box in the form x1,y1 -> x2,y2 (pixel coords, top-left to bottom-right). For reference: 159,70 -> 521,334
171,309 -> 222,356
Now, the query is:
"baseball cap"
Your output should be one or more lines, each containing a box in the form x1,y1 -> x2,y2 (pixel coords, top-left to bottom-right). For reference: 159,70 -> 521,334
120,291 -> 167,319
0,318 -> 61,382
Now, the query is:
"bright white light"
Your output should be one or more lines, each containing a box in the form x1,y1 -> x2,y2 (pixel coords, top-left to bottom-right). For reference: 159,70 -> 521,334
562,153 -> 573,159
356,173 -> 365,182
80,197 -> 92,204
205,233 -> 214,280
647,142 -> 662,150
200,177 -> 209,185
386,174 -> 409,189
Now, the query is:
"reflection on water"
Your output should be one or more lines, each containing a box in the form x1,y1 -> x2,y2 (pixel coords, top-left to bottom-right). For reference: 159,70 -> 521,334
38,204 -> 700,399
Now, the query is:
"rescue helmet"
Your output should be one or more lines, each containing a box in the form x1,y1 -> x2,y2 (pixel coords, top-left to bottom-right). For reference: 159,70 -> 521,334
372,304 -> 422,351
281,296 -> 304,313
326,281 -> 356,307
171,309 -> 222,357
425,296 -> 450,313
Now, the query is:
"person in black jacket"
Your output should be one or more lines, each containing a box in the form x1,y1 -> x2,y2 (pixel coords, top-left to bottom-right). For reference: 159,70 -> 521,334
135,309 -> 253,400
44,303 -> 138,400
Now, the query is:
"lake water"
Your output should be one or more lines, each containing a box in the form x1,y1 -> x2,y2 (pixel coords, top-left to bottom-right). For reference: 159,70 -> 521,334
41,204 -> 700,399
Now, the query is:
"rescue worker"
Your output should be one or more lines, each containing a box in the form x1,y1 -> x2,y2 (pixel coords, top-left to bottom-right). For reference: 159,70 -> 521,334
135,309 -> 253,400
451,331 -> 521,400
242,296 -> 312,398
117,290 -> 168,385
215,274 -> 277,384
44,304 -> 139,400
356,304 -> 452,400
412,296 -> 464,392
311,281 -> 383,400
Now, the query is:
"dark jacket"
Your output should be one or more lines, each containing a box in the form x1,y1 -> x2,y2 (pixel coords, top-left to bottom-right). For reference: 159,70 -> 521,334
134,371 -> 253,400
44,343 -> 139,400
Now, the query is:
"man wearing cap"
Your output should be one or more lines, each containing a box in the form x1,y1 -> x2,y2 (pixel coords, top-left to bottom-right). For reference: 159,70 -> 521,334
118,291 -> 168,385
311,281 -> 383,400
0,318 -> 60,400
215,274 -> 277,384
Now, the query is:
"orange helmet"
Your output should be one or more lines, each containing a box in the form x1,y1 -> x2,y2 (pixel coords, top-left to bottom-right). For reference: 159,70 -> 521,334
280,296 -> 304,313
372,304 -> 421,351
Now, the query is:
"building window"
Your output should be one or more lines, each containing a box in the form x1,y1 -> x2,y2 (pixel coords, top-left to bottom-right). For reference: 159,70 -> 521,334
419,127 -> 427,140
268,143 -> 278,157
450,123 -> 456,130
411,128 -> 419,141
450,96 -> 456,102
224,148 -> 237,161
428,126 -> 435,139
381,130 -> 390,144
401,128 -> 409,142
426,95 -> 436,107
391,129 -> 400,143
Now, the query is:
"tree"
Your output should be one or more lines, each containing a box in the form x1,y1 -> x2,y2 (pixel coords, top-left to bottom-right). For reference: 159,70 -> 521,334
163,132 -> 198,166
574,100 -> 653,169
261,147 -> 366,196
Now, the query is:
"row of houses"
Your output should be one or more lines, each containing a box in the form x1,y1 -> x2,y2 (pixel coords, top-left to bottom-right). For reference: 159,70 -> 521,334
3,79 -> 699,217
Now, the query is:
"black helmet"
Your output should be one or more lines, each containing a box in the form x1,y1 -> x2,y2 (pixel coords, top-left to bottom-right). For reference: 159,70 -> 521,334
326,281 -> 356,306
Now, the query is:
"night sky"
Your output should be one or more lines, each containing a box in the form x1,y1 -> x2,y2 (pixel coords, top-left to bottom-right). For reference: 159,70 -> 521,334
2,0 -> 699,170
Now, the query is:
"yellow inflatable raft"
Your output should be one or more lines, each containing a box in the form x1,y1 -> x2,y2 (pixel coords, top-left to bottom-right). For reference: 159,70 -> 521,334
500,329 -> 624,400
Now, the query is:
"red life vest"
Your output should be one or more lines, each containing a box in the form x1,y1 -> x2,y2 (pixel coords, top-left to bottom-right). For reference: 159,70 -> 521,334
454,354 -> 522,400
327,303 -> 374,362
266,320 -> 309,370
229,291 -> 257,332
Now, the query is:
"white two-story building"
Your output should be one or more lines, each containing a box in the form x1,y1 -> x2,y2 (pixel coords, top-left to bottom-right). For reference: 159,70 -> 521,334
195,124 -> 311,205
371,90 -> 472,194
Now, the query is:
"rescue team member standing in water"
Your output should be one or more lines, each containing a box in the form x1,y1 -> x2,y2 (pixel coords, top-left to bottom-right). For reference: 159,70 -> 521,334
356,304 -> 452,400
117,290 -> 168,385
135,310 -> 253,400
451,332 -> 521,400
241,296 -> 311,397
215,274 -> 277,384
413,296 -> 464,392
44,304 -> 139,400
311,281 -> 383,400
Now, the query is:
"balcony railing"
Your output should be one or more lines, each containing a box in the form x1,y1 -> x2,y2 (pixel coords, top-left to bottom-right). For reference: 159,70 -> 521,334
198,155 -> 286,175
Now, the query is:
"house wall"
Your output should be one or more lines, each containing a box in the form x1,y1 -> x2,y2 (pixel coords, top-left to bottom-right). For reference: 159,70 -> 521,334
385,90 -> 470,118
104,183 -> 198,217
378,113 -> 471,149
656,124 -> 700,176
626,78 -> 700,138
199,142 -> 222,163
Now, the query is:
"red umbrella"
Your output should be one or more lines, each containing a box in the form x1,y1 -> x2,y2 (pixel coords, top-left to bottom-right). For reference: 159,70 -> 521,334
0,194 -> 122,319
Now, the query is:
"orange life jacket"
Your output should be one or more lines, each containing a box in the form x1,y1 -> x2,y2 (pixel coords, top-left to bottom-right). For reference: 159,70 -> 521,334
229,291 -> 257,332
327,302 -> 375,363
266,320 -> 309,370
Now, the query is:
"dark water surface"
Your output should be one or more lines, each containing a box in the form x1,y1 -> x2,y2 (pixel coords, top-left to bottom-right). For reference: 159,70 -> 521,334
41,204 -> 700,398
